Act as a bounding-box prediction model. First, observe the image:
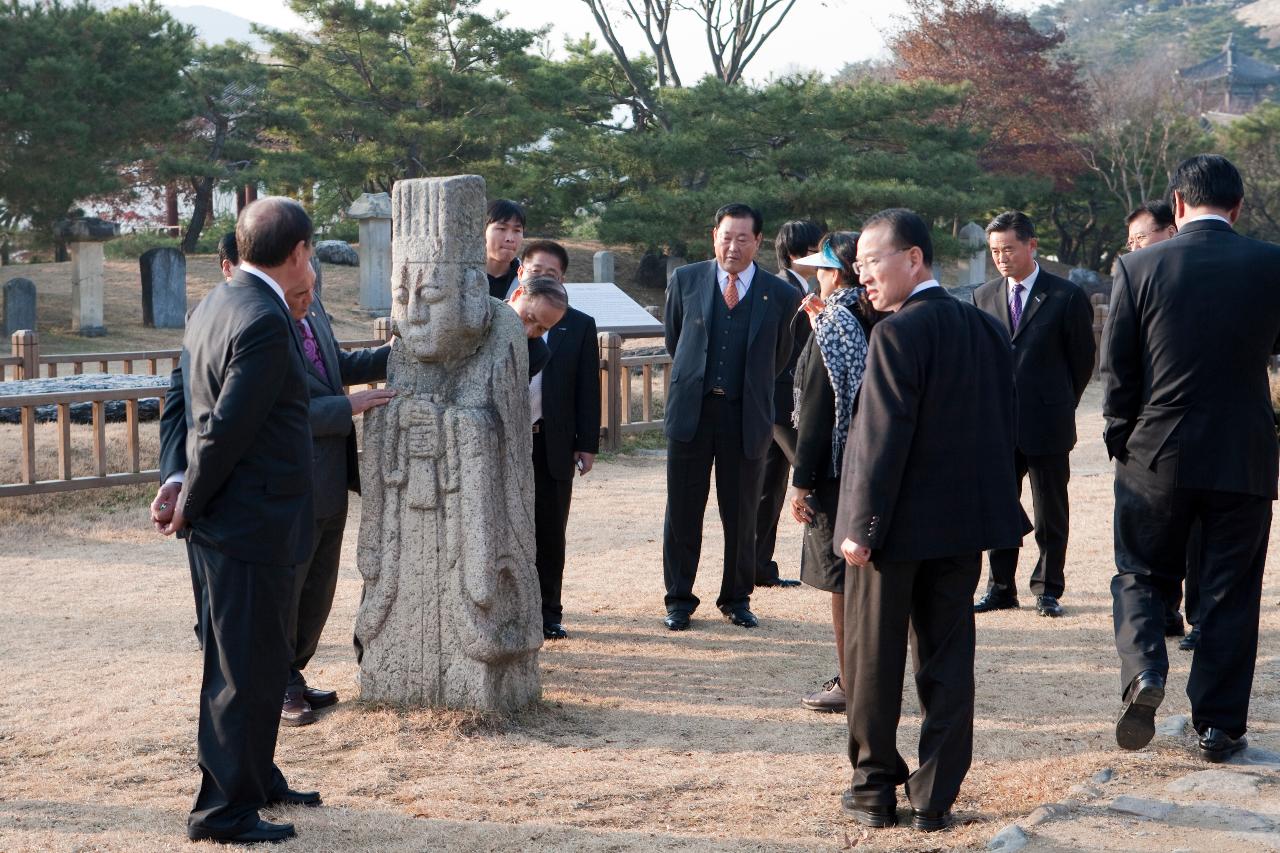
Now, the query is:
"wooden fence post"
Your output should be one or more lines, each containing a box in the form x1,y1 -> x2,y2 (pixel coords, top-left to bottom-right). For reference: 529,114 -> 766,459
13,329 -> 37,380
598,332 -> 622,452
375,316 -> 393,342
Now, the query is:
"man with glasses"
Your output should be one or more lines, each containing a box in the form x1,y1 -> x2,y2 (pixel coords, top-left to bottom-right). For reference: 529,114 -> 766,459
972,211 -> 1095,618
1124,199 -> 1200,651
661,203 -> 802,631
834,208 -> 1026,832
1125,200 -> 1178,253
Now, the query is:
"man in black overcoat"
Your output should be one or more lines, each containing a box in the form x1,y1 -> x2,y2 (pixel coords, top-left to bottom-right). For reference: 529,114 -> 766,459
1102,154 -> 1280,762
835,209 -> 1027,832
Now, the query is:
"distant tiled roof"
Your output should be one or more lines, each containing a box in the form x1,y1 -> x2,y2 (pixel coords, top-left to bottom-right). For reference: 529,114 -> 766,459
1179,33 -> 1280,85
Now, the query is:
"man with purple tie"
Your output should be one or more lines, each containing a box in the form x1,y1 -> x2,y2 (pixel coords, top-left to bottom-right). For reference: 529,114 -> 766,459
972,211 -> 1095,619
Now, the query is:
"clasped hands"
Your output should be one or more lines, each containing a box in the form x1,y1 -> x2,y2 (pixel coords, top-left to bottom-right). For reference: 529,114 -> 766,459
150,481 -> 186,536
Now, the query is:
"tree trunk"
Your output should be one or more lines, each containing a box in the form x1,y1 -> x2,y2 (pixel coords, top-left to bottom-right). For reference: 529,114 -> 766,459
182,177 -> 215,254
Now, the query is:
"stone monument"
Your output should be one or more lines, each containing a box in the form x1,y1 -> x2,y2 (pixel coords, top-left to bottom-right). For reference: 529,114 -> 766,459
139,247 -> 187,328
349,192 -> 393,314
958,221 -> 988,286
355,174 -> 541,712
56,217 -> 119,336
2,278 -> 36,336
593,250 -> 615,284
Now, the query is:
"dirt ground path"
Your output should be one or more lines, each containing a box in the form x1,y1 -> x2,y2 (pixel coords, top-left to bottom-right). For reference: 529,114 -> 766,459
1,386 -> 1278,851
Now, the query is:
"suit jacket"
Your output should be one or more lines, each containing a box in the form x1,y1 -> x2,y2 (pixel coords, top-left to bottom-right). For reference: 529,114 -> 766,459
774,268 -> 813,426
834,287 -> 1028,562
177,269 -> 314,566
537,306 -> 602,481
161,294 -> 390,523
973,266 -> 1095,455
663,260 -> 803,459
1101,218 -> 1280,498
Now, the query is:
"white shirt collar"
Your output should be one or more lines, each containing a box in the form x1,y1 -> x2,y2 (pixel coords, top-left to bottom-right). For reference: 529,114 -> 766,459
717,263 -> 756,294
1182,213 -> 1232,226
908,279 -> 941,298
1007,262 -> 1039,297
238,262 -> 290,311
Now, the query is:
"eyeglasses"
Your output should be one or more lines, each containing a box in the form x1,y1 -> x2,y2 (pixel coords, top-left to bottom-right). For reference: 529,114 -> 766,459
852,248 -> 907,276
1125,233 -> 1152,251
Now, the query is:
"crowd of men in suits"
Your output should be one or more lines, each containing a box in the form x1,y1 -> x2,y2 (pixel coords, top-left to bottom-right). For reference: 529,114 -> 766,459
142,152 -> 1277,843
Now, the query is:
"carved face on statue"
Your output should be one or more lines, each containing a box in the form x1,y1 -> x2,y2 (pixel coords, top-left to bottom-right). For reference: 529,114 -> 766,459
392,262 -> 491,362
390,175 -> 494,363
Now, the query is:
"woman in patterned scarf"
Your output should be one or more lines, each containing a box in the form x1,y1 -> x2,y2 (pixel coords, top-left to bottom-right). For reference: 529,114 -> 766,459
787,231 -> 884,713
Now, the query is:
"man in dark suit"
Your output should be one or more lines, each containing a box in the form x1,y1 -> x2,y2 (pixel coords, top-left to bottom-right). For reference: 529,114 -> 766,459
514,240 -> 602,639
972,211 -> 1095,618
153,254 -> 394,729
662,204 -> 803,631
835,209 -> 1026,832
752,220 -> 825,590
160,198 -> 322,845
1124,199 -> 1201,651
1103,154 -> 1280,762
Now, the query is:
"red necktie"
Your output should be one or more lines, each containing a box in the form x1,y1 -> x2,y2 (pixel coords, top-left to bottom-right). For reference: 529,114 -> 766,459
724,274 -> 739,310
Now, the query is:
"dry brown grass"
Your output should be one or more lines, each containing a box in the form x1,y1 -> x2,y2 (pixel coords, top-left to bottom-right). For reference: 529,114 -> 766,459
1,386 -> 1278,851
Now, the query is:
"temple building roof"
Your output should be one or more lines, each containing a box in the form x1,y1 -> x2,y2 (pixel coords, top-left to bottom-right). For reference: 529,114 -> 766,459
1179,33 -> 1280,85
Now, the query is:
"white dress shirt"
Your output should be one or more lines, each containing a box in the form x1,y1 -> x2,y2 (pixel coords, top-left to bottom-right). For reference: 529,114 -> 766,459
909,279 -> 942,298
1006,262 -> 1039,313
717,263 -> 756,302
529,330 -> 550,424
1182,213 -> 1232,227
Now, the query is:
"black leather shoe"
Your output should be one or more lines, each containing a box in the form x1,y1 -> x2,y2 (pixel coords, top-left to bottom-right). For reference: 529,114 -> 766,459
543,623 -> 568,640
1116,670 -> 1165,750
974,591 -> 1018,613
189,819 -> 296,844
757,578 -> 801,588
1164,612 -> 1186,637
724,608 -> 759,628
266,788 -> 322,807
1179,626 -> 1200,651
840,791 -> 897,828
1199,728 -> 1248,763
911,808 -> 952,832
303,686 -> 338,710
663,611 -> 690,631
1035,595 -> 1064,618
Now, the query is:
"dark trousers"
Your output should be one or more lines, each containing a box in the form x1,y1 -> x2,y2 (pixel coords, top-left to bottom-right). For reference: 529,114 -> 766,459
1165,520 -> 1203,627
987,450 -> 1069,598
533,431 -> 575,626
287,508 -> 347,692
754,423 -> 797,584
1111,459 -> 1270,738
187,541 -> 293,839
188,551 -> 207,648
844,553 -> 979,813
663,395 -> 764,614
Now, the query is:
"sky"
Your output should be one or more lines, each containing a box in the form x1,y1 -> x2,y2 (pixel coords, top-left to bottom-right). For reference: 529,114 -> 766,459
163,0 -> 1045,82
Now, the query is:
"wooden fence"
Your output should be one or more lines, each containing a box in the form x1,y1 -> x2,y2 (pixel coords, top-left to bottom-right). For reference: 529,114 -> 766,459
1,321 -> 391,497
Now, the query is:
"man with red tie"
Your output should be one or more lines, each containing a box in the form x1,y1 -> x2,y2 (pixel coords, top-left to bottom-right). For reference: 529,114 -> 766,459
660,203 -> 803,631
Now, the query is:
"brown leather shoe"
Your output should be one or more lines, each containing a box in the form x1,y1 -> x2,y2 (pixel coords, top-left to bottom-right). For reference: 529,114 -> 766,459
281,694 -> 315,727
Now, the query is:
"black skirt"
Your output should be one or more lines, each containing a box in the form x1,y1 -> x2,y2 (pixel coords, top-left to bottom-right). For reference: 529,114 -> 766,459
799,479 -> 844,593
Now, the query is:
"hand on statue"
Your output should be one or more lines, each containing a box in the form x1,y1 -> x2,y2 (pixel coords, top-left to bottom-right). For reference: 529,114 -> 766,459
574,452 -> 595,476
348,388 -> 397,415
150,482 -> 180,532
840,538 -> 871,567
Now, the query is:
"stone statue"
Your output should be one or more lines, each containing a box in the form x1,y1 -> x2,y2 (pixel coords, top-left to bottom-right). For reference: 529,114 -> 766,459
355,175 -> 541,711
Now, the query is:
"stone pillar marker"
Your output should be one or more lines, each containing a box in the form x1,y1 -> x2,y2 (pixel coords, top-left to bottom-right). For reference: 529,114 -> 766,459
593,250 -> 615,283
2,278 -> 36,336
56,217 -> 119,337
310,256 -> 323,301
355,174 -> 541,712
958,221 -> 988,285
348,192 -> 392,314
139,247 -> 187,328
